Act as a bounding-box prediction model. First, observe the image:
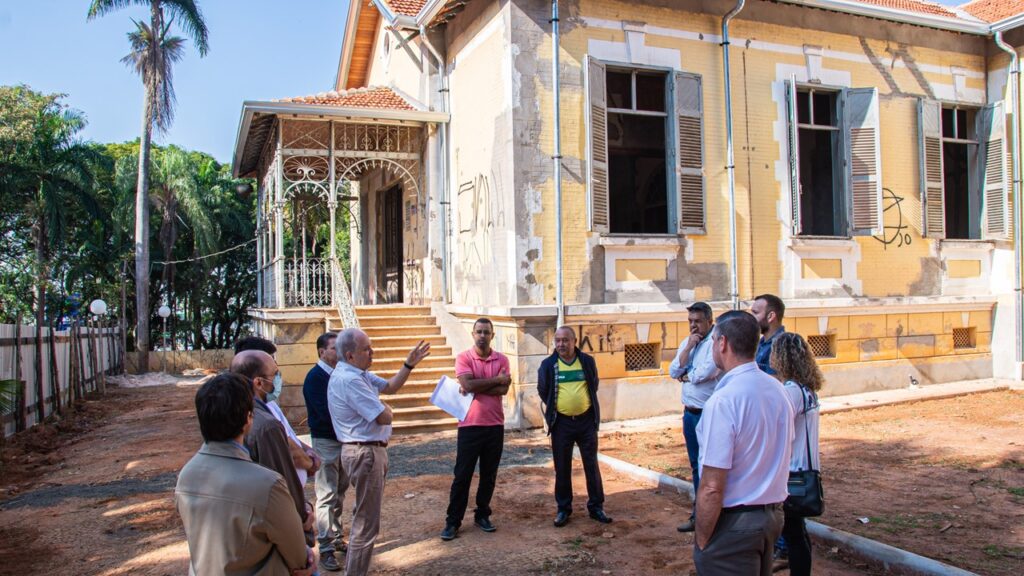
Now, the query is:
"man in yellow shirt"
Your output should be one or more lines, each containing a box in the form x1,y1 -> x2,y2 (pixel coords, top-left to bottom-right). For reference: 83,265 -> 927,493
537,326 -> 612,527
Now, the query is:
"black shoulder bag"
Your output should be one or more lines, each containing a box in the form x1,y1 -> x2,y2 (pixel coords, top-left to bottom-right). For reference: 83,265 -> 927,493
784,386 -> 824,517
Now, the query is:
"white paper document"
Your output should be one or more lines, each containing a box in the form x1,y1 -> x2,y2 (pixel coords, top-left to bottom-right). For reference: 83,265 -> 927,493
430,375 -> 474,421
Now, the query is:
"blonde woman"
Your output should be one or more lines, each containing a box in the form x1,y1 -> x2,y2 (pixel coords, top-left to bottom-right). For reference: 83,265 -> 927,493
770,332 -> 823,576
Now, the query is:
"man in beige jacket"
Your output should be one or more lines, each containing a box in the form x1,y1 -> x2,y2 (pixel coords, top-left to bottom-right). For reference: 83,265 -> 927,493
175,372 -> 315,575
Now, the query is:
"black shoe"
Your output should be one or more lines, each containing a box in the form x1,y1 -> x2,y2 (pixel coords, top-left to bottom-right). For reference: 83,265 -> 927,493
440,524 -> 459,541
474,517 -> 497,532
553,511 -> 571,527
319,552 -> 341,572
677,518 -> 696,533
589,509 -> 613,524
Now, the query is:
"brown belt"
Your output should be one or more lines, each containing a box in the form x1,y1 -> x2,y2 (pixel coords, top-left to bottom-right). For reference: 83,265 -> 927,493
343,440 -> 388,447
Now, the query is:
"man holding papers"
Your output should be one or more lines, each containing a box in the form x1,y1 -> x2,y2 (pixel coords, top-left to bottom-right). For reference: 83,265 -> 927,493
440,318 -> 511,541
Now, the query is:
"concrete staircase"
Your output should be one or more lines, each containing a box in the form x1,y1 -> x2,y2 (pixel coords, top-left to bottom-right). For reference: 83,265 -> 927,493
328,305 -> 459,435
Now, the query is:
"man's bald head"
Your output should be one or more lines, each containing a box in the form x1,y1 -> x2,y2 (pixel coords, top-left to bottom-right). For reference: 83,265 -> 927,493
231,350 -> 277,383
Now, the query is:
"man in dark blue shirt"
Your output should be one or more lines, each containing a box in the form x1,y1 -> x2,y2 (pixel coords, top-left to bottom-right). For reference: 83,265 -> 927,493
751,294 -> 786,375
303,332 -> 347,572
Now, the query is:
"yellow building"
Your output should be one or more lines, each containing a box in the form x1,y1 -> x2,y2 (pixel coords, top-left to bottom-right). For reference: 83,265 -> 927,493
233,0 -> 1024,429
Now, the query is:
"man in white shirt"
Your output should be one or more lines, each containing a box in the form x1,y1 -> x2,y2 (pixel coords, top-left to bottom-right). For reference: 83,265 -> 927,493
668,302 -> 720,533
328,329 -> 430,576
694,311 -> 794,576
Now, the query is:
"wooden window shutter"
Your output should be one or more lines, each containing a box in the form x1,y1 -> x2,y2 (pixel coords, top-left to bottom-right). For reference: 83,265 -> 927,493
585,56 -> 609,233
675,71 -> 705,234
786,78 -> 802,236
918,99 -> 945,238
843,87 -> 883,236
980,101 -> 1009,240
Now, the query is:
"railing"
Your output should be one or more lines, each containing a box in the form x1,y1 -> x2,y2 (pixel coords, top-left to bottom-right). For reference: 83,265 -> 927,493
331,258 -> 360,329
283,257 -> 333,307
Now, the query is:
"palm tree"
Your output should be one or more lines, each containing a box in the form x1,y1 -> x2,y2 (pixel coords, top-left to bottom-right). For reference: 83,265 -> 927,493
0,86 -> 98,420
87,0 -> 208,373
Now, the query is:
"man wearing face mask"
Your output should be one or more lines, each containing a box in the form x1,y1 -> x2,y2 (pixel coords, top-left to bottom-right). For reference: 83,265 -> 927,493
234,337 -> 320,487
231,350 -> 314,539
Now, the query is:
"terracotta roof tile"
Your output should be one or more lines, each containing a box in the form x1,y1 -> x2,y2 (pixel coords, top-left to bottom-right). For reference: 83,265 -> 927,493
960,0 -> 1024,22
851,0 -> 959,17
386,0 -> 427,17
276,87 -> 416,111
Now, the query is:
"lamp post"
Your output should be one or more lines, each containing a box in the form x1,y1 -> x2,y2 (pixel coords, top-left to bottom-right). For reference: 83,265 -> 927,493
158,305 -> 171,374
89,299 -> 107,392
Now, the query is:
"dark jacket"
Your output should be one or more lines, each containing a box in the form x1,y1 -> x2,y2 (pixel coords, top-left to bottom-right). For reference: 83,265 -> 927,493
537,348 -> 600,433
302,363 -> 336,440
245,399 -> 306,523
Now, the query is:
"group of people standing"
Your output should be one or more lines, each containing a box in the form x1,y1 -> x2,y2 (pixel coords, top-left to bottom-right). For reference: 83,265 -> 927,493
173,294 -> 821,576
671,294 -> 823,575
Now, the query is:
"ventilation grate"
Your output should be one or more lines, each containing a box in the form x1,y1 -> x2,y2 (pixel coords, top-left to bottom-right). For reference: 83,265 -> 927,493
807,335 -> 836,359
624,343 -> 660,371
952,327 -> 976,350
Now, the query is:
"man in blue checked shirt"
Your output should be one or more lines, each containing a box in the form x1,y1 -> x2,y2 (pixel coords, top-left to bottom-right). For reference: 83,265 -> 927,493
669,302 -> 721,533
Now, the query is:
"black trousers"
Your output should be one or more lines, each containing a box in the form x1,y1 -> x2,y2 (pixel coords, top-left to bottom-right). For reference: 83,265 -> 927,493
781,513 -> 812,576
445,425 -> 504,527
551,410 -> 604,514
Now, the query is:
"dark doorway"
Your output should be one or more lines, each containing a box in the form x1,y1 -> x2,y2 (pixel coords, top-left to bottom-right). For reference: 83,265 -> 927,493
379,185 -> 403,303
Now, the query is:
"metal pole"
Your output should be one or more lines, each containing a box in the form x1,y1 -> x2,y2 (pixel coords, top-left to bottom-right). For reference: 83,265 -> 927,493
552,0 -> 565,327
162,315 -> 167,374
722,0 -> 745,310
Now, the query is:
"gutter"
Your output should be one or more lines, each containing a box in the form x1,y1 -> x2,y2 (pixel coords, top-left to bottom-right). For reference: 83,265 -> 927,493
774,0 -> 990,35
722,1 -> 745,310
371,0 -> 417,29
993,31 -> 1023,371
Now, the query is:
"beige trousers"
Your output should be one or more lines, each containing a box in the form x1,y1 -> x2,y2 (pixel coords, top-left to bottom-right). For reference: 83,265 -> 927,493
340,444 -> 388,576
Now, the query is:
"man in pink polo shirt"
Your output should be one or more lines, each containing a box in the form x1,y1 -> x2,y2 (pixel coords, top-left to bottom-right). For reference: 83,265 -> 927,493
440,317 -> 511,541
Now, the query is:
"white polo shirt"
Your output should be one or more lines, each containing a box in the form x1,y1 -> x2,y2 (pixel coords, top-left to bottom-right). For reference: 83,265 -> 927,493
327,361 -> 391,443
696,362 -> 794,507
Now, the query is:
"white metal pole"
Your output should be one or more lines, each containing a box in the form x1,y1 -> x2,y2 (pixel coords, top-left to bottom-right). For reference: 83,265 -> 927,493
722,0 -> 745,310
553,0 -> 565,327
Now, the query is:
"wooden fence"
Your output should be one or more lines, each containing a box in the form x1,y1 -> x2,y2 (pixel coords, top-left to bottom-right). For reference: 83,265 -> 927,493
1,323 -> 124,438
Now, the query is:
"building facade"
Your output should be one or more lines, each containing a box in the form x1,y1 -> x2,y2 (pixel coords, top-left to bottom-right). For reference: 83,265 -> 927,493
234,0 -> 1024,428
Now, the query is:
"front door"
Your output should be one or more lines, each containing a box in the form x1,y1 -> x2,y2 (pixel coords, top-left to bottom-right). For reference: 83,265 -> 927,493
379,185 -> 403,303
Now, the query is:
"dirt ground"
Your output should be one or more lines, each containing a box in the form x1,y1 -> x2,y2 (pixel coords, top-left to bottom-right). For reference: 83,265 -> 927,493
600,389 -> 1024,576
0,380 -> 881,575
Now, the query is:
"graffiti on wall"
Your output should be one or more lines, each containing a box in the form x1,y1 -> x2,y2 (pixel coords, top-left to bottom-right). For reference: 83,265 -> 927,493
872,188 -> 912,250
456,170 -> 507,302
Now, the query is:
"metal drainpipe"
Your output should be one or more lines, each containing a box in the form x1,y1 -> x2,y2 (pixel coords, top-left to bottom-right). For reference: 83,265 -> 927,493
994,31 -> 1022,368
553,0 -> 565,327
420,27 -> 453,304
722,0 -> 745,310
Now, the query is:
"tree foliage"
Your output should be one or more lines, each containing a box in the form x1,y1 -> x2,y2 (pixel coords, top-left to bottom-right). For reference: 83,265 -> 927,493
0,84 -> 255,350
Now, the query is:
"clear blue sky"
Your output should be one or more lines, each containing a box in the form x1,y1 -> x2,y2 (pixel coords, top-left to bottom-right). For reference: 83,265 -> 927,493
0,1 -> 350,163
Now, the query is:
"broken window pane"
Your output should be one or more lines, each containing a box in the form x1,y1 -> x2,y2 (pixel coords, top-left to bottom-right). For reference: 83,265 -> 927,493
607,71 -> 633,109
813,92 -> 835,126
797,90 -> 811,125
636,73 -> 666,112
608,113 -> 668,234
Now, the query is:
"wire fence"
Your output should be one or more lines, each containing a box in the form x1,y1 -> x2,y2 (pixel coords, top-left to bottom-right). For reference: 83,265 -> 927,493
0,322 -> 124,438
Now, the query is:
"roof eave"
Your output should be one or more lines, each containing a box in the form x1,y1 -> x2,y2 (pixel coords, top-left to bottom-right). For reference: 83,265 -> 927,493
775,0 -> 991,35
232,100 -> 450,177
991,12 -> 1024,32
335,0 -> 364,91
415,0 -> 449,27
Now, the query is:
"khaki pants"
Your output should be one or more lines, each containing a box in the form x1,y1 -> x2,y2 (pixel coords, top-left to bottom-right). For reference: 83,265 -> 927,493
693,504 -> 784,576
340,444 -> 388,576
312,437 -> 348,556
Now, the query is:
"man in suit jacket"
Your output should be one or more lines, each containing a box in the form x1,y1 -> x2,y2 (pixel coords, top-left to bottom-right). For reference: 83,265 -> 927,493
175,372 -> 314,575
232,350 -> 313,535
303,331 -> 348,572
537,326 -> 612,528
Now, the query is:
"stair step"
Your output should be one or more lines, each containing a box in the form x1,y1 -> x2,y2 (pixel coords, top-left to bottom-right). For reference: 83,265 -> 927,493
392,405 -> 450,422
387,392 -> 433,408
358,315 -> 436,327
391,381 -> 439,395
324,334 -> 448,348
355,305 -> 432,317
392,417 -> 459,435
374,345 -> 452,357
361,325 -> 441,338
376,367 -> 452,381
372,356 -> 455,370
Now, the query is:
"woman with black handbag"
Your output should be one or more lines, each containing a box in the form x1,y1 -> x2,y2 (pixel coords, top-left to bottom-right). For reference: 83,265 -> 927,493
770,333 -> 824,576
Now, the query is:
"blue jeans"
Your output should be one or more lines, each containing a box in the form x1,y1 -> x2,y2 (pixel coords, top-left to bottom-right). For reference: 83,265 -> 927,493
683,409 -> 702,517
